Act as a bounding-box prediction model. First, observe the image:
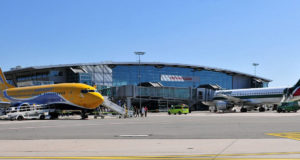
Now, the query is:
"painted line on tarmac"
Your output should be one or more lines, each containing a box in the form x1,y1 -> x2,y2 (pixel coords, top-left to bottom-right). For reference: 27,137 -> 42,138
0,120 -> 52,125
118,134 -> 150,137
0,123 -> 104,131
266,132 -> 300,141
1,157 -> 300,160
3,152 -> 300,160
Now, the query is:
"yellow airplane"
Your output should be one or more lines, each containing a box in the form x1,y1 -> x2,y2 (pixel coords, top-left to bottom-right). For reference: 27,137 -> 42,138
0,68 -> 104,119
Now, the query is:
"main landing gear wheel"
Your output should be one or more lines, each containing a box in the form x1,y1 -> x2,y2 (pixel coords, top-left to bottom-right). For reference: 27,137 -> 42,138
81,111 -> 88,119
50,112 -> 59,119
259,107 -> 265,112
240,108 -> 247,112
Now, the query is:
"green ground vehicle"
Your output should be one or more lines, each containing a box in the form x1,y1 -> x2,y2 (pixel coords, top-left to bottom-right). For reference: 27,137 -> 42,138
277,101 -> 300,113
168,104 -> 189,115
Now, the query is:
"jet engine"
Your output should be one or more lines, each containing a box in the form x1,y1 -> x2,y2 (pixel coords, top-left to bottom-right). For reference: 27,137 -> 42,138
215,101 -> 234,112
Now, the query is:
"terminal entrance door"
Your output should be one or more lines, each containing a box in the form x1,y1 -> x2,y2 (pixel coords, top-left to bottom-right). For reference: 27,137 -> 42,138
158,100 -> 168,112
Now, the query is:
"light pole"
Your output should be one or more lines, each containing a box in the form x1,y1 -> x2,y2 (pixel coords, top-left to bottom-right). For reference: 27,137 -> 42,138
102,64 -> 105,90
135,51 -> 145,111
252,63 -> 259,76
93,65 -> 96,87
252,63 -> 259,88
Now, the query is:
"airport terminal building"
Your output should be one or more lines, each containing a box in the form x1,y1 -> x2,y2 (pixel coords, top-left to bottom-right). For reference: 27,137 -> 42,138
4,62 -> 271,111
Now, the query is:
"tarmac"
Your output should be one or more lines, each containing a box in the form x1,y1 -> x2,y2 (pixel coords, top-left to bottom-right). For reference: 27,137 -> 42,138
1,111 -> 300,159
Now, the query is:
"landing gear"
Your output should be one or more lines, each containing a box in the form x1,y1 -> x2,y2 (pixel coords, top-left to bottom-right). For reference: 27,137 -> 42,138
240,108 -> 247,112
50,112 -> 59,119
259,107 -> 265,112
272,105 -> 278,111
81,111 -> 88,119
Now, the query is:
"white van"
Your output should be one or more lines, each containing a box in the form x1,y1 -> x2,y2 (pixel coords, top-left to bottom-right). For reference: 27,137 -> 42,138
5,103 -> 50,120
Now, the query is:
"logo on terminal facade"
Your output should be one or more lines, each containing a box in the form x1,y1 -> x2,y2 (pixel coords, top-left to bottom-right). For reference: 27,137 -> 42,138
160,74 -> 200,82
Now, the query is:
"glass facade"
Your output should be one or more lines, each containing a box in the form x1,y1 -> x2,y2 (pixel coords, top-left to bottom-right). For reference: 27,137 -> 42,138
138,87 -> 190,99
263,82 -> 269,88
112,65 -> 233,89
17,81 -> 54,87
78,73 -> 92,86
66,72 -> 92,86
82,65 -> 113,88
102,85 -> 191,100
16,73 -> 49,81
6,63 -> 268,90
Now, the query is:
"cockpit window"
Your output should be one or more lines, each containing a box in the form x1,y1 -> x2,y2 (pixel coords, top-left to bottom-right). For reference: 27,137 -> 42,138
81,89 -> 97,93
81,90 -> 88,93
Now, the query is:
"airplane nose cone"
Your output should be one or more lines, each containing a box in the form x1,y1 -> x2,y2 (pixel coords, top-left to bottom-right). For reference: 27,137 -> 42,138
98,93 -> 105,105
89,92 -> 105,109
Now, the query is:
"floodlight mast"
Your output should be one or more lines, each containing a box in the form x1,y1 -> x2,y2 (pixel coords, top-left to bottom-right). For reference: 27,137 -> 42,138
252,63 -> 259,76
134,52 -> 145,111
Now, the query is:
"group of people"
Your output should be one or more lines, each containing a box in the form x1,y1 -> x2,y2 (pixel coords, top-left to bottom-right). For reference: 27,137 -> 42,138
134,106 -> 148,117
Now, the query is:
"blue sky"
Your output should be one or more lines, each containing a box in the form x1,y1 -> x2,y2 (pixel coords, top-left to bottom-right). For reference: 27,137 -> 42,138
1,0 -> 300,87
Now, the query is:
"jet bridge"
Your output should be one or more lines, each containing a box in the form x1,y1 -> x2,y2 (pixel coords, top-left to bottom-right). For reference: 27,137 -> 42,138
101,96 -> 132,117
197,84 -> 221,102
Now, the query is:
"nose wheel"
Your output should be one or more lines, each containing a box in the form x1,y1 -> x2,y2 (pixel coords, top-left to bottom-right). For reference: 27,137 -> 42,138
81,111 -> 88,119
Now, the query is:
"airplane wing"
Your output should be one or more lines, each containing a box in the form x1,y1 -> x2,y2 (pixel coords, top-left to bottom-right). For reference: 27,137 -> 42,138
241,99 -> 261,105
216,94 -> 243,103
216,94 -> 258,106
44,102 -> 90,110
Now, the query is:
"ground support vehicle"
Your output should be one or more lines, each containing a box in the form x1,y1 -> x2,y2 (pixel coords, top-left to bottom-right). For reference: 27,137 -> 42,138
277,101 -> 300,113
3,103 -> 51,120
168,104 -> 189,115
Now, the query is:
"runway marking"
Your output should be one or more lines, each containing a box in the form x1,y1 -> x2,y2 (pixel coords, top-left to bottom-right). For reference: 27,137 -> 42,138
118,134 -> 150,137
1,157 -> 300,160
266,132 -> 300,141
2,152 -> 300,159
0,123 -> 104,130
0,120 -> 52,125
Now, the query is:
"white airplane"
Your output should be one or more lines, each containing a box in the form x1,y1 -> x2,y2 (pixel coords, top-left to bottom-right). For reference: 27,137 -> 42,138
204,79 -> 300,112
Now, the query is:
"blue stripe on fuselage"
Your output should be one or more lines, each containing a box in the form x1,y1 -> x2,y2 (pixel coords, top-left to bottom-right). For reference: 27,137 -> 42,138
3,91 -> 66,104
0,76 -> 4,83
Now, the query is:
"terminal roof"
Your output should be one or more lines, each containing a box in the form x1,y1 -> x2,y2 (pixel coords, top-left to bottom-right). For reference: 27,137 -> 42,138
5,61 -> 272,82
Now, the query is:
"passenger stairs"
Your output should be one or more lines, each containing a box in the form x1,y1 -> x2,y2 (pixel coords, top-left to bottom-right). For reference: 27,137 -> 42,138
102,96 -> 132,118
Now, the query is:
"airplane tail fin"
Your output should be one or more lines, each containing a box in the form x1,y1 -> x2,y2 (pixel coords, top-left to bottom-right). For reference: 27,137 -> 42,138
0,68 -> 15,90
293,79 -> 300,89
283,79 -> 300,101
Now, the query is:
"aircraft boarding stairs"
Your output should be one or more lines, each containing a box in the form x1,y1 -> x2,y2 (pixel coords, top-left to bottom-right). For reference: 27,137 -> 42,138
101,96 -> 133,118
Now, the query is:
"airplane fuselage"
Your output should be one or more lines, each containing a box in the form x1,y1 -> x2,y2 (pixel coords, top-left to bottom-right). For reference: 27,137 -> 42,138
0,83 -> 104,110
214,87 -> 286,105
